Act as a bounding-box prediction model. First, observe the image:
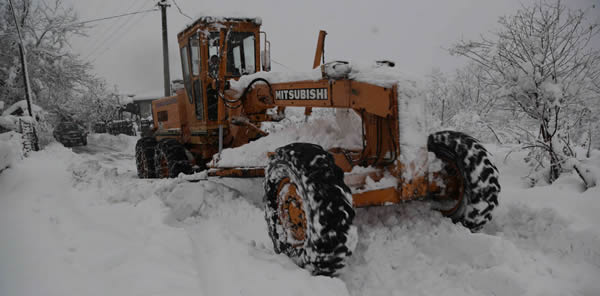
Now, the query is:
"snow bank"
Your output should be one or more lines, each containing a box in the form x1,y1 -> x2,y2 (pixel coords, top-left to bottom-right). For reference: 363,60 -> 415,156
0,144 -> 201,296
1,100 -> 43,117
161,181 -> 350,296
341,144 -> 600,295
0,115 -> 18,131
213,114 -> 362,167
0,131 -> 23,172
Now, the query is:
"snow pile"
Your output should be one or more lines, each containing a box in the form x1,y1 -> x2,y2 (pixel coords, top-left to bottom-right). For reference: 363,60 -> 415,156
0,131 -> 24,172
118,96 -> 134,106
346,62 -> 428,165
1,100 -> 43,117
87,133 -> 139,153
182,15 -> 263,33
213,113 -> 362,167
229,69 -> 322,96
0,115 -> 19,131
0,114 -> 37,132
0,144 -> 201,296
161,181 -> 350,296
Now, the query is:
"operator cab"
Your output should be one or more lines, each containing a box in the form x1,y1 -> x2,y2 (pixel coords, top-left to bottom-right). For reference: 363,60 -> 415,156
176,17 -> 265,124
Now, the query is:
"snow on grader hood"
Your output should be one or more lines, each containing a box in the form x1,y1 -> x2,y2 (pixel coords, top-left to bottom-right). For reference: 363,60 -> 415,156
136,16 -> 501,276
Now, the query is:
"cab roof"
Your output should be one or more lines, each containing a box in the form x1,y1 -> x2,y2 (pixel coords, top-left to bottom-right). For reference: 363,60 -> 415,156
178,16 -> 262,38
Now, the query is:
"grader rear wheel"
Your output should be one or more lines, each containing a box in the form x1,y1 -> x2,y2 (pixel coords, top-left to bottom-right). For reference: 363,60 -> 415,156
265,143 -> 356,276
427,131 -> 501,231
135,137 -> 157,178
154,138 -> 193,178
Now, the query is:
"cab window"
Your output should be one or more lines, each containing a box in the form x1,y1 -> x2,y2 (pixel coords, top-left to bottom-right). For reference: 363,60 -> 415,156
208,32 -> 220,78
189,33 -> 204,120
189,33 -> 200,76
227,32 -> 256,76
180,45 -> 192,101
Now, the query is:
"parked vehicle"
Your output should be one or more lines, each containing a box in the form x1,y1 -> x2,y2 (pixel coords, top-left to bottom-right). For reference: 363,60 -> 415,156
107,119 -> 136,136
93,121 -> 107,133
53,121 -> 87,147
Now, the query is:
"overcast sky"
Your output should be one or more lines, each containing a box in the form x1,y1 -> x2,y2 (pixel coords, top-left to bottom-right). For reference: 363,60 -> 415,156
63,0 -> 599,97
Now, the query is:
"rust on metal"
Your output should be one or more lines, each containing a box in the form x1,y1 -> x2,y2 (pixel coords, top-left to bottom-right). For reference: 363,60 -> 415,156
276,177 -> 307,246
352,187 -> 402,207
207,167 -> 265,178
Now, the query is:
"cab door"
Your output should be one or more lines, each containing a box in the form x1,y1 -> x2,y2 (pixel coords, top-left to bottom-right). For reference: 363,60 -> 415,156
188,33 -> 205,122
204,31 -> 221,123
179,33 -> 205,124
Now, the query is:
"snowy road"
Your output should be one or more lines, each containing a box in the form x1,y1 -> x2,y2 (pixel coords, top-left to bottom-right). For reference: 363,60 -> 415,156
1,134 -> 599,296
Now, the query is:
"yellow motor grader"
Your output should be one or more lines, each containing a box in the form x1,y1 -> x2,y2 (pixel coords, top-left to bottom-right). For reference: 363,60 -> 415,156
135,16 -> 500,276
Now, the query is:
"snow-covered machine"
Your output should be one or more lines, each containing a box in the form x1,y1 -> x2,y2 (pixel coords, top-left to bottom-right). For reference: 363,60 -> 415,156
135,16 -> 500,276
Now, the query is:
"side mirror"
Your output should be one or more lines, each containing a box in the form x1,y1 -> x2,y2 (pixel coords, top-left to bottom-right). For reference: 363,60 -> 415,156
260,32 -> 271,72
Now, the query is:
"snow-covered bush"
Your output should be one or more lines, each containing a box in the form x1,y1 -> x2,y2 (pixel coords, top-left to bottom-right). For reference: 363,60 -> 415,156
0,131 -> 24,172
449,0 -> 599,187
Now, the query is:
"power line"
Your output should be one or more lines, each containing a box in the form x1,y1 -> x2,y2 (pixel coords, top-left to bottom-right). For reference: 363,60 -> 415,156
84,1 -> 156,59
72,8 -> 158,26
272,59 -> 295,71
172,0 -> 192,20
89,10 -> 152,62
80,0 -> 138,54
81,0 -> 153,56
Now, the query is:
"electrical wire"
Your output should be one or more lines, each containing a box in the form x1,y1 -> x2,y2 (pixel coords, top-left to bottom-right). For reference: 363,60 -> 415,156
85,1 -> 156,60
172,0 -> 192,20
82,0 -> 152,58
271,58 -> 294,70
89,9 -> 153,62
71,8 -> 158,26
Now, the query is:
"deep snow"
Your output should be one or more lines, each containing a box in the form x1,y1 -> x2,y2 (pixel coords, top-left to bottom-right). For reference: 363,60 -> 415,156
1,134 -> 599,296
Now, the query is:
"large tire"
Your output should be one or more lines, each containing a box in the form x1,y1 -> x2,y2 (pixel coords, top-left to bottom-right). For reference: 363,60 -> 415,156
135,137 -> 157,178
154,138 -> 193,178
265,143 -> 356,276
427,131 -> 500,231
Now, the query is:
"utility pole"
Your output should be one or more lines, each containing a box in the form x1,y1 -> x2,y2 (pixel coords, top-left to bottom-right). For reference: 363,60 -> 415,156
8,0 -> 38,152
158,0 -> 171,97
8,0 -> 34,117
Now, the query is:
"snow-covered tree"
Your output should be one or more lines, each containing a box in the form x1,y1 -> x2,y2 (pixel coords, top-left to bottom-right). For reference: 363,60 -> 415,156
451,0 -> 599,187
426,64 -> 513,144
1,0 -> 116,128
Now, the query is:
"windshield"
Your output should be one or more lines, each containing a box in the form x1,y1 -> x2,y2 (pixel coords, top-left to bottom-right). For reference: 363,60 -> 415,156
227,32 -> 256,76
207,31 -> 257,77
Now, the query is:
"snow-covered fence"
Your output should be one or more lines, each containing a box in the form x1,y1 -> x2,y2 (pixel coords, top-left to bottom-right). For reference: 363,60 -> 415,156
18,118 -> 39,154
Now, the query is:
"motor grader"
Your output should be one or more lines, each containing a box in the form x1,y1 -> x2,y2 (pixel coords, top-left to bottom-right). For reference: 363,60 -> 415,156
135,16 -> 500,276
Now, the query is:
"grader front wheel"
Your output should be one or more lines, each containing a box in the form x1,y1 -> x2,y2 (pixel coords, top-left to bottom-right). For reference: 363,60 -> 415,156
265,143 -> 356,276
276,178 -> 308,246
